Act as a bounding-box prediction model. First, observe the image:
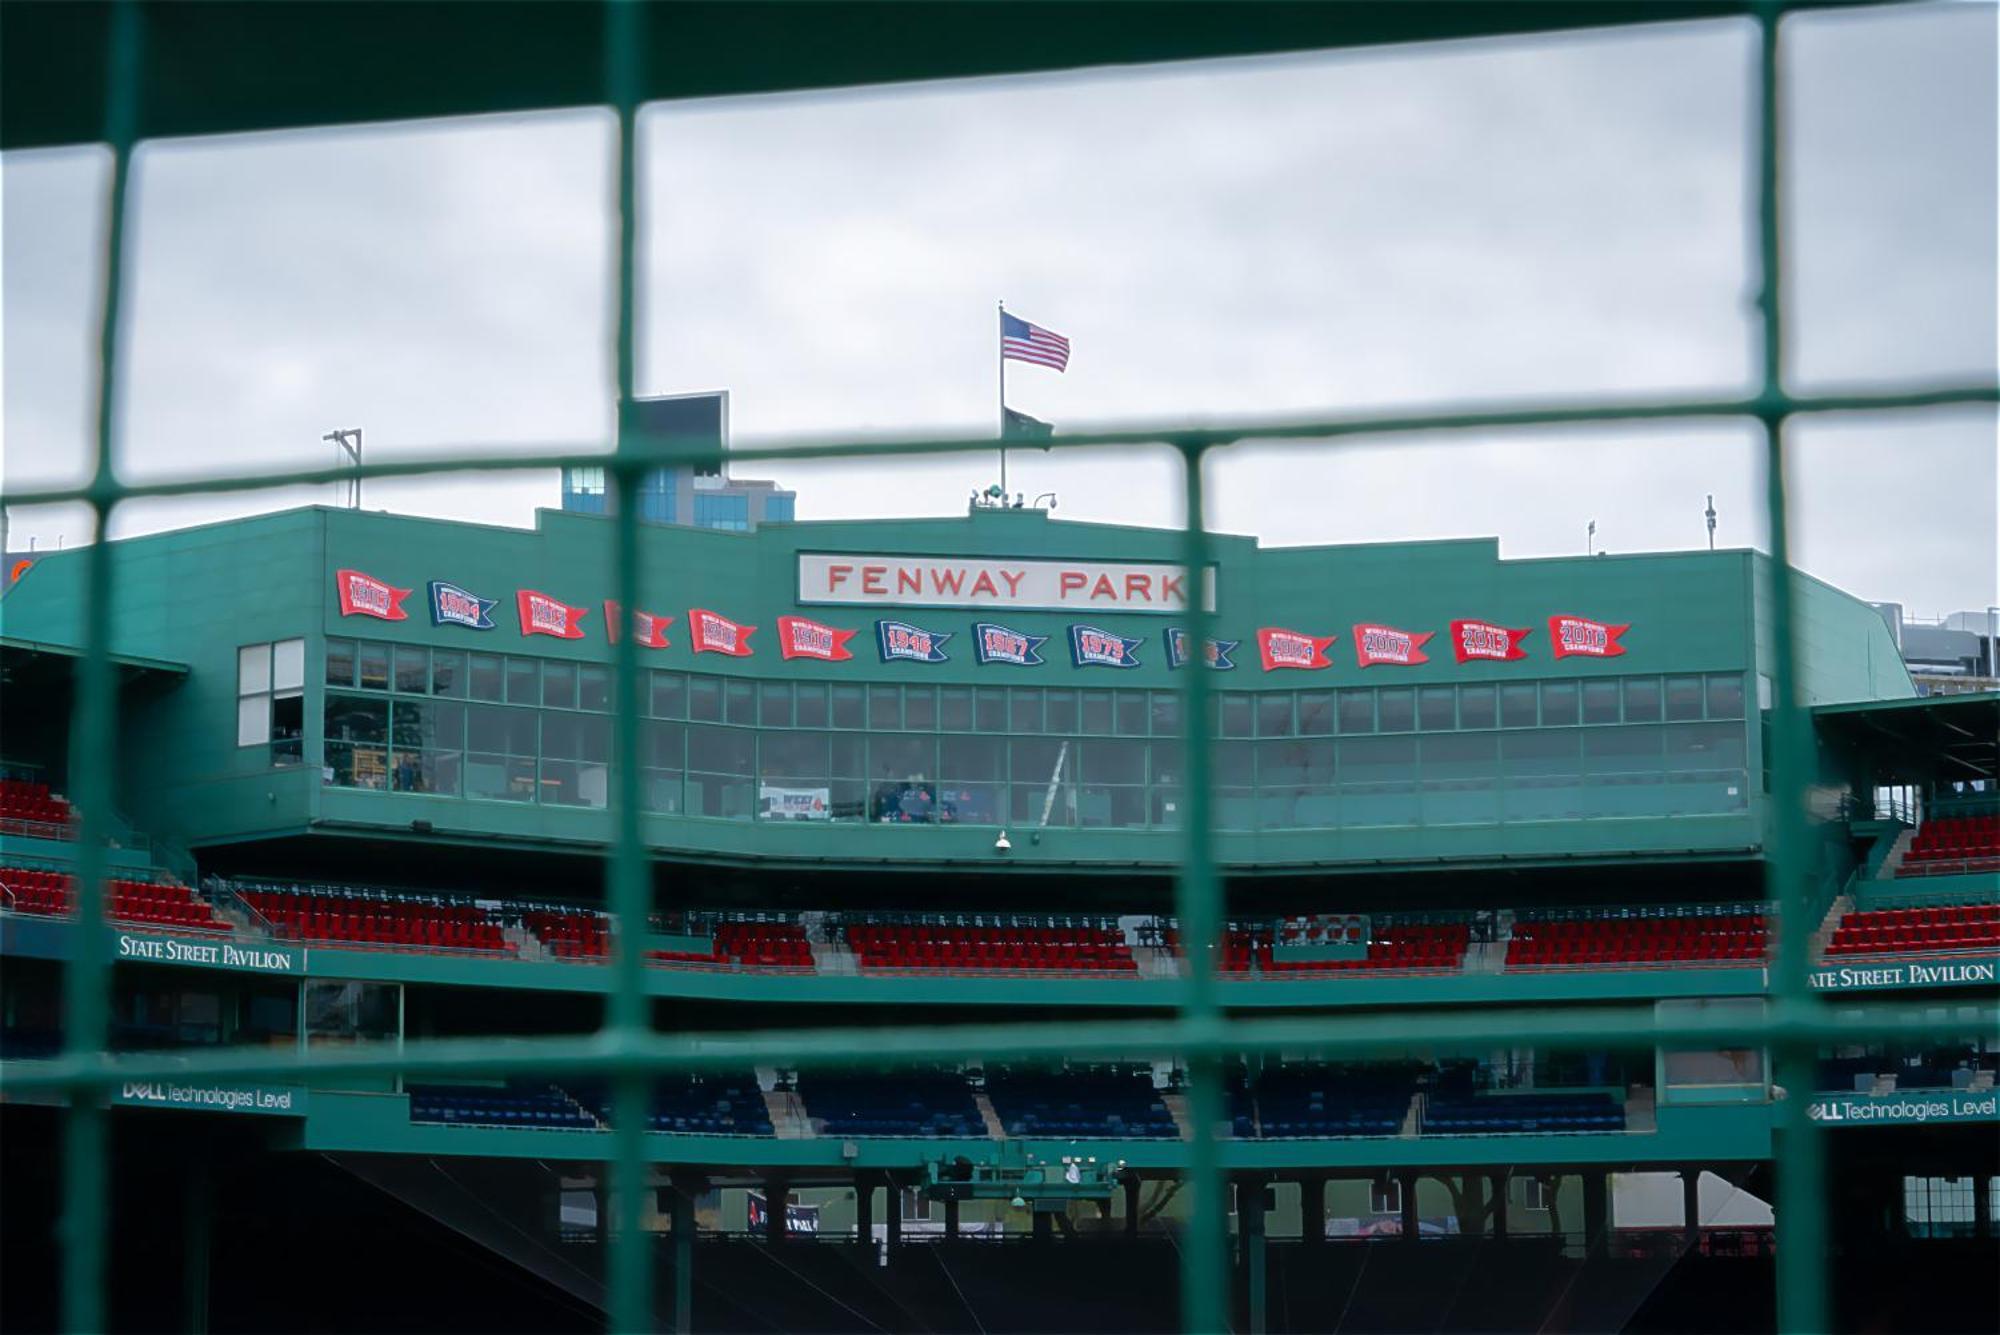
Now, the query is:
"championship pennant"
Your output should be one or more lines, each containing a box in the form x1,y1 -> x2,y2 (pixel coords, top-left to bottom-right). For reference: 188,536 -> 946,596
429,581 -> 497,630
689,609 -> 756,657
1069,624 -> 1142,669
1352,623 -> 1433,668
603,601 -> 673,649
778,615 -> 858,662
1165,627 -> 1238,670
877,620 -> 952,664
1450,619 -> 1530,663
972,622 -> 1047,667
517,590 -> 588,639
1256,627 -> 1335,671
1548,614 -> 1629,660
334,569 -> 411,621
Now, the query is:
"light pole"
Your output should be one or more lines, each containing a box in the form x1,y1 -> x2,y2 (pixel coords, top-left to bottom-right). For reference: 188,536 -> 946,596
324,429 -> 363,509
1705,494 -> 1717,550
1586,519 -> 1596,556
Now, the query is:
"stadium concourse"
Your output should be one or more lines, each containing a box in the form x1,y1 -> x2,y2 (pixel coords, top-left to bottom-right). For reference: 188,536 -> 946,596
2,505 -> 1996,1333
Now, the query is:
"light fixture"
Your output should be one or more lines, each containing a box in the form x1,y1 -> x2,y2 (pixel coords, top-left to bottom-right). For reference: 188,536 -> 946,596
994,831 -> 1012,853
1010,1193 -> 1027,1209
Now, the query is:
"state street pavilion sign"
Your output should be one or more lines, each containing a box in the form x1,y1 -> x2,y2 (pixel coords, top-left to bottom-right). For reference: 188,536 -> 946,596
115,930 -> 304,975
797,554 -> 1215,614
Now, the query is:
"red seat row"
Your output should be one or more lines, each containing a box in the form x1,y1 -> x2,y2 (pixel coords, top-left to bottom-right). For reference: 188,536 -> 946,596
1826,903 -> 1999,956
242,889 -> 513,953
848,924 -> 1136,973
1201,924 -> 1470,974
0,780 -> 75,829
1507,913 -> 1767,968
1898,813 -> 2000,876
2,864 -> 224,931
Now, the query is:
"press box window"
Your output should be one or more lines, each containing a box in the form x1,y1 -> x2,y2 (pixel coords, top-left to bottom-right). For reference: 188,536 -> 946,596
238,639 -> 305,764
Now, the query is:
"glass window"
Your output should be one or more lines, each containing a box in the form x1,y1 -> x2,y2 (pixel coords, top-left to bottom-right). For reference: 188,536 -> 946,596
1377,689 -> 1415,733
239,644 -> 272,695
237,695 -> 270,747
832,684 -> 865,729
1418,687 -> 1456,731
1080,690 -> 1113,735
1458,685 -> 1497,730
760,731 -> 830,779
795,682 -> 828,728
1256,693 -> 1294,737
1623,676 -> 1662,723
465,703 -> 532,757
1337,690 -> 1375,734
1707,673 -> 1745,719
1338,735 -> 1416,785
903,685 -> 936,731
1664,675 -> 1704,721
725,680 -> 755,726
831,733 -> 865,777
650,671 -> 686,719
323,696 -> 390,790
393,698 -> 465,751
940,734 -> 1005,779
1149,691 -> 1181,737
358,643 -> 390,691
577,665 -> 610,712
688,675 -> 723,722
1665,722 -> 1747,773
1541,680 -> 1579,725
505,656 -> 537,705
1499,683 -> 1538,728
1219,692 -> 1254,738
759,682 -> 793,728
325,638 -> 356,688
1502,728 -> 1581,776
1584,725 -> 1662,774
271,694 -> 304,764
1297,691 -> 1335,736
1010,688 -> 1043,734
431,650 -> 465,698
542,660 -> 576,709
692,493 -> 751,531
687,724 -> 755,775
869,685 -> 902,730
1115,690 -> 1149,737
1045,688 -> 1079,734
1582,680 -> 1621,724
273,639 -> 305,692
469,653 -> 503,702
394,646 -> 429,695
938,686 -> 971,732
975,688 -> 1007,732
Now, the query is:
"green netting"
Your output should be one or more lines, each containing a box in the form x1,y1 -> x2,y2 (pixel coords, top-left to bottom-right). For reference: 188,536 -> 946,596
4,4 -> 1997,1333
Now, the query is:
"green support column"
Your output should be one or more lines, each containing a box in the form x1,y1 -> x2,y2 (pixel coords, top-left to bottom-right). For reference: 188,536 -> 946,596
1124,1173 -> 1142,1238
1682,1170 -> 1702,1251
1032,1207 -> 1052,1243
855,1176 -> 874,1249
183,1156 -> 211,1335
1301,1174 -> 1325,1244
1399,1173 -> 1420,1244
944,1195 -> 960,1241
1974,1174 -> 1992,1242
1583,1171 -> 1610,1259
669,1174 -> 697,1335
764,1178 -> 789,1246
1490,1172 -> 1508,1241
885,1177 -> 902,1254
1242,1179 -> 1268,1335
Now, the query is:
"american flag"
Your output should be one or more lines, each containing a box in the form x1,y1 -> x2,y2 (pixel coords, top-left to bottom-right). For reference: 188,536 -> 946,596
1001,311 -> 1070,372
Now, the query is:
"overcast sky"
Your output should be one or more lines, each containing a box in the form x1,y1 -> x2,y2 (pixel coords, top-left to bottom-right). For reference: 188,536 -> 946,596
3,3 -> 1994,617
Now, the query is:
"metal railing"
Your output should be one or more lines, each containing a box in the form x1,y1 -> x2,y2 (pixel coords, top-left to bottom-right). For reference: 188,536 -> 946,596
1,4 -> 1997,1334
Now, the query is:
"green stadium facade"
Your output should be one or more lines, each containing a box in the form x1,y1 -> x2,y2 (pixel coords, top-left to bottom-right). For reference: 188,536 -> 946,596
2,504 -> 1995,1333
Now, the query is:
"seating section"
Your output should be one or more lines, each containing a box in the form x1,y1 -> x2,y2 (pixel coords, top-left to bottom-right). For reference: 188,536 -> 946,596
1216,923 -> 1469,974
2,864 -> 225,931
408,1083 -> 596,1130
571,1074 -> 774,1135
983,1066 -> 1178,1139
521,908 -> 609,959
0,779 -> 75,831
1423,1091 -> 1624,1135
795,1070 -> 983,1138
713,922 -> 812,969
243,887 -> 511,953
846,922 -> 1135,973
1506,912 -> 1766,968
1898,813 -> 2000,876
1235,1064 -> 1416,1139
524,913 -> 813,968
1825,903 -> 2000,956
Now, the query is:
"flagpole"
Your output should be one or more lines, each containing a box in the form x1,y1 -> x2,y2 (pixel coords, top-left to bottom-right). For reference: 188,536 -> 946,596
997,299 -> 1008,496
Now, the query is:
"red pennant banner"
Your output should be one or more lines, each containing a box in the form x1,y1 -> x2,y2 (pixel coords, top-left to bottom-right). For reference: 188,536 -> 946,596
777,615 -> 857,662
602,601 -> 673,649
516,590 -> 588,640
689,608 -> 756,657
1257,627 -> 1336,671
1353,623 -> 1433,668
1450,619 -> 1531,663
1548,614 -> 1629,659
334,569 -> 411,621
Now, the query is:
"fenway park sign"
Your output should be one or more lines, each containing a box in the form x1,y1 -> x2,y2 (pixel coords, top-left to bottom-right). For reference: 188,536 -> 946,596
797,554 -> 1212,614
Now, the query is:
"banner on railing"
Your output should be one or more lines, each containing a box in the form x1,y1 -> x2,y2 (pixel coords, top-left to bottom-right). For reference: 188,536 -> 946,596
1807,1089 -> 1998,1127
115,1080 -> 306,1117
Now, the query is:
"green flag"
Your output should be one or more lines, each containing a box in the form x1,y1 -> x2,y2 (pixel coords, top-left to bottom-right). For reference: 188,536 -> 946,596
1003,407 -> 1053,443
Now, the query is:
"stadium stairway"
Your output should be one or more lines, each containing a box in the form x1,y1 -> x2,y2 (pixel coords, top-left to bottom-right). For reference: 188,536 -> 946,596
973,1090 -> 1007,1140
1162,1090 -> 1195,1140
759,1075 -> 816,1139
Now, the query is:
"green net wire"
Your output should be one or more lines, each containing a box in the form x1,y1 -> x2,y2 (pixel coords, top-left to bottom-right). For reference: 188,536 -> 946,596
4,4 -> 1997,1333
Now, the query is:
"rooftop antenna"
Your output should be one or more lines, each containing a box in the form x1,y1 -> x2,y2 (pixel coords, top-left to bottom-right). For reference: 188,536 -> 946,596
1586,519 -> 1596,556
324,428 -> 363,509
1705,494 -> 1717,550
